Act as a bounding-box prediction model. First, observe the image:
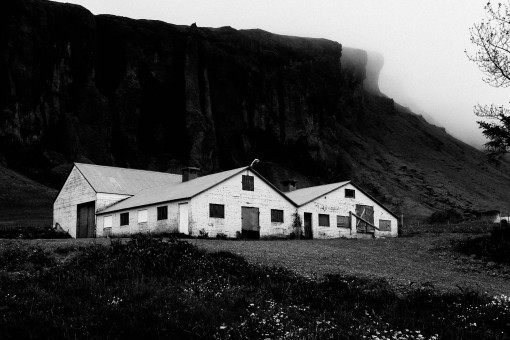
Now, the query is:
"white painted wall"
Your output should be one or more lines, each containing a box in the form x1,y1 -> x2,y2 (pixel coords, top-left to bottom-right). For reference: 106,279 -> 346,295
297,183 -> 398,239
96,199 -> 187,237
53,166 -> 96,238
190,169 -> 297,238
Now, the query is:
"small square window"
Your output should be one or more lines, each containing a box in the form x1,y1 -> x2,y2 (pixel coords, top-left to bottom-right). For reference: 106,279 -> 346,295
271,209 -> 284,223
345,189 -> 355,198
120,212 -> 129,226
242,175 -> 254,191
104,215 -> 112,229
138,209 -> 148,223
209,204 -> 225,218
157,206 -> 168,220
337,215 -> 350,228
319,214 -> 330,227
379,219 -> 391,231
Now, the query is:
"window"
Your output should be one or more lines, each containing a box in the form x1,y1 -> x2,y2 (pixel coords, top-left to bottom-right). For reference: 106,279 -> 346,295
209,204 -> 225,218
271,209 -> 284,223
345,189 -> 355,198
138,209 -> 148,223
337,215 -> 350,228
379,219 -> 391,231
242,175 -> 254,191
104,215 -> 112,229
157,206 -> 168,220
120,212 -> 129,226
319,214 -> 330,227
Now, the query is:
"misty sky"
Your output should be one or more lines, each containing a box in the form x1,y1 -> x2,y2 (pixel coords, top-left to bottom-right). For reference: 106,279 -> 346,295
53,0 -> 509,149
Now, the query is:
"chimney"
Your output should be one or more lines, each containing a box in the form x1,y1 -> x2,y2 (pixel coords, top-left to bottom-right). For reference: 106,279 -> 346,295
182,167 -> 200,182
281,179 -> 298,192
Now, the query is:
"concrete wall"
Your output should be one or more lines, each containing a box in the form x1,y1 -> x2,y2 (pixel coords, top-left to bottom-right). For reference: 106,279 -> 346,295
96,199 -> 187,237
53,166 -> 96,238
297,183 -> 398,239
190,169 -> 296,238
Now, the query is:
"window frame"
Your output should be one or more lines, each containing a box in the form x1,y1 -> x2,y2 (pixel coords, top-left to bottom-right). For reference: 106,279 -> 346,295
138,209 -> 148,224
345,189 -> 355,198
318,214 -> 330,227
379,219 -> 391,231
271,209 -> 284,223
120,212 -> 129,226
209,203 -> 225,218
242,175 -> 254,191
104,215 -> 113,229
337,215 -> 350,228
157,206 -> 168,221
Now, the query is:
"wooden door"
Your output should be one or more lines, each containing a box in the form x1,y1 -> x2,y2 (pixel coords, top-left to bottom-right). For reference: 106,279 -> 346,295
179,203 -> 189,234
241,207 -> 260,239
77,201 -> 95,238
355,204 -> 374,233
304,213 -> 313,239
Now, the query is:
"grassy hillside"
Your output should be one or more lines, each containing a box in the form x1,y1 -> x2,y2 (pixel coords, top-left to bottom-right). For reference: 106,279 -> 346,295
0,164 -> 56,226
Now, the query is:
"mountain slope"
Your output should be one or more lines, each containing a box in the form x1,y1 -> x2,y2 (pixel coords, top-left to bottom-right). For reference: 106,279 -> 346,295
1,0 -> 509,222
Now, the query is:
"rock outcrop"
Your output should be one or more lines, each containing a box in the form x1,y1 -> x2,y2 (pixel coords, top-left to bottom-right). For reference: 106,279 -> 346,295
1,0 -> 510,221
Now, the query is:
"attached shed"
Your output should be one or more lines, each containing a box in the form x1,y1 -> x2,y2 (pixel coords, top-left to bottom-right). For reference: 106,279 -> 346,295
53,163 -> 182,238
96,167 -> 297,238
285,181 -> 398,239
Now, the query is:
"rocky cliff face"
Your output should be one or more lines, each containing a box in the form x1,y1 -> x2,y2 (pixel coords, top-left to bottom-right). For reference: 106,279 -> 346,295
1,0 -> 510,221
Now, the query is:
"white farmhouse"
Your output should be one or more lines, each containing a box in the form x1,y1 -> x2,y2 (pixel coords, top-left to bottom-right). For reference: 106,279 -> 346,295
54,163 -> 399,239
95,166 -> 296,238
284,181 -> 398,238
53,163 -> 182,238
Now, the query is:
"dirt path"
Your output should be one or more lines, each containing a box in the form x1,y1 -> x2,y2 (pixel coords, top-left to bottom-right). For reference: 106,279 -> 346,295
191,234 -> 510,295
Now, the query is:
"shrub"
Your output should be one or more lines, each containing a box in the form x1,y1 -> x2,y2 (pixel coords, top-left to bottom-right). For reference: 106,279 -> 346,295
291,210 -> 303,239
198,229 -> 209,239
216,233 -> 228,240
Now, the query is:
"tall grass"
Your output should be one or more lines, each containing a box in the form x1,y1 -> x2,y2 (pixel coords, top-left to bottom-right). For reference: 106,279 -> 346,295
0,236 -> 509,339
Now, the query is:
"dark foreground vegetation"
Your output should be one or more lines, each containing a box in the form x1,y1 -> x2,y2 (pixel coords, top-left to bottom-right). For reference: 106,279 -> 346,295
0,236 -> 509,339
455,229 -> 510,266
0,224 -> 70,239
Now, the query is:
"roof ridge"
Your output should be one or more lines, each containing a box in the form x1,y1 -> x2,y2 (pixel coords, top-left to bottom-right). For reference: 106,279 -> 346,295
290,180 -> 351,192
74,163 -> 181,176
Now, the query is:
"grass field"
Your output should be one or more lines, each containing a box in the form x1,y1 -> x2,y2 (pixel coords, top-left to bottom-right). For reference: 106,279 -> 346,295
192,235 -> 510,296
3,233 -> 509,295
1,235 -> 510,339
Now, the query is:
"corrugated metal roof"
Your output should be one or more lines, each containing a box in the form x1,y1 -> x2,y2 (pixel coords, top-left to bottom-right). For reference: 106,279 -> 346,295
74,163 -> 182,195
285,181 -> 350,206
98,166 -> 249,213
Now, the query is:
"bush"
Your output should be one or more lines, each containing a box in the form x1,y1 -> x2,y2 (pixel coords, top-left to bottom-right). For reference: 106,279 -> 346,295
426,209 -> 463,224
198,229 -> 209,239
216,233 -> 228,240
0,224 -> 70,239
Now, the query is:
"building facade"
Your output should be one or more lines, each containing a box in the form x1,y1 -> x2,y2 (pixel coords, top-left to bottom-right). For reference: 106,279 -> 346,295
55,163 -> 398,239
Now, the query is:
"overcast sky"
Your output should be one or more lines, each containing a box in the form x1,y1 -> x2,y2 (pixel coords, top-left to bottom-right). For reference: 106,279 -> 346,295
53,0 -> 509,149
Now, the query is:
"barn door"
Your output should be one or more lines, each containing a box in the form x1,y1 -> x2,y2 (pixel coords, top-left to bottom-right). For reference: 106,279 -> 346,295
241,207 -> 260,239
355,204 -> 374,233
77,201 -> 96,238
179,203 -> 189,234
304,213 -> 313,239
